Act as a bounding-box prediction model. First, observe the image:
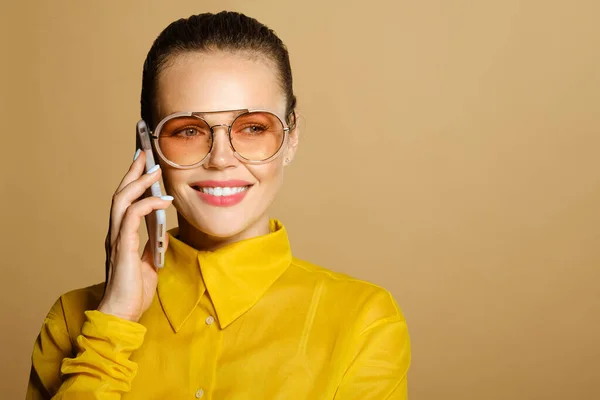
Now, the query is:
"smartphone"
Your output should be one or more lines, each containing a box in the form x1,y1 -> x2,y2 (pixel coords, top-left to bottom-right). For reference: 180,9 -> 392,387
136,120 -> 167,268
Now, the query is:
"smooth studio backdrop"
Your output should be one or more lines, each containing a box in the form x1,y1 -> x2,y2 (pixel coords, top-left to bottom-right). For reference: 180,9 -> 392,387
1,1 -> 599,399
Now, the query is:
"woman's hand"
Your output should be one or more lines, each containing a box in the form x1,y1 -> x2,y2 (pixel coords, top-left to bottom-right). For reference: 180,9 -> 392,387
98,150 -> 173,322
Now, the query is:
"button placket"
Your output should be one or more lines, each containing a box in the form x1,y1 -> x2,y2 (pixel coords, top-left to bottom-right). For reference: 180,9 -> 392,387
191,296 -> 219,399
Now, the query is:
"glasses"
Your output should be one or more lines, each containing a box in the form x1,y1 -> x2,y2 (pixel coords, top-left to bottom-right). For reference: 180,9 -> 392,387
150,109 -> 290,169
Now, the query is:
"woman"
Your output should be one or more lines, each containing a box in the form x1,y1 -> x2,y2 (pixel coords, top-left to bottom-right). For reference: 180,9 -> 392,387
27,11 -> 411,399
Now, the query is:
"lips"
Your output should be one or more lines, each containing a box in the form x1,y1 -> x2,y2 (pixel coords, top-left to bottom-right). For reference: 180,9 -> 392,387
191,180 -> 253,188
190,180 -> 253,207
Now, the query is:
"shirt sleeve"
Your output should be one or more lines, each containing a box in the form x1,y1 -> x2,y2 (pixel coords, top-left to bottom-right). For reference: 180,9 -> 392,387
333,290 -> 411,400
27,298 -> 147,400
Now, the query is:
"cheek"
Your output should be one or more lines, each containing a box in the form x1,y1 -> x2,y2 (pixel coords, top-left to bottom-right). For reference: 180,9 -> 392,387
160,168 -> 189,195
248,161 -> 285,189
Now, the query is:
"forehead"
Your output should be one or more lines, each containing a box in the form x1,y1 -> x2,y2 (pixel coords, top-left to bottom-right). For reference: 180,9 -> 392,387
155,51 -> 286,120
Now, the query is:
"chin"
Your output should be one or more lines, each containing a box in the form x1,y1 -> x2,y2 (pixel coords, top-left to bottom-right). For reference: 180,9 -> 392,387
171,183 -> 277,242
179,199 -> 269,240
199,212 -> 262,239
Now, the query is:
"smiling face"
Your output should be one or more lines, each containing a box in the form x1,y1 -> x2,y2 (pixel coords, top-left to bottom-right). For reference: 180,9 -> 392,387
154,51 -> 298,248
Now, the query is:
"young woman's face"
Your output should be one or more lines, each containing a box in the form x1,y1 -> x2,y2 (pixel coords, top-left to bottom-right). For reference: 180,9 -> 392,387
154,51 -> 297,240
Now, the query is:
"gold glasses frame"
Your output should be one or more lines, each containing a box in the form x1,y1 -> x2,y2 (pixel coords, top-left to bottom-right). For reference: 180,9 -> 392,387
150,109 -> 291,169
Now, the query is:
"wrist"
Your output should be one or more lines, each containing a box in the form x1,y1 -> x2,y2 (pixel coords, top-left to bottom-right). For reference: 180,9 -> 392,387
97,302 -> 140,323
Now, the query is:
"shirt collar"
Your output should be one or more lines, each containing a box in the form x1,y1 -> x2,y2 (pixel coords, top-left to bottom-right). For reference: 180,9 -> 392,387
157,219 -> 292,332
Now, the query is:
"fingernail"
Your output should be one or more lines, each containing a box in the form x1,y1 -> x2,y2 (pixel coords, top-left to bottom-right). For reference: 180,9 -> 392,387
147,165 -> 160,174
133,149 -> 141,161
160,195 -> 174,201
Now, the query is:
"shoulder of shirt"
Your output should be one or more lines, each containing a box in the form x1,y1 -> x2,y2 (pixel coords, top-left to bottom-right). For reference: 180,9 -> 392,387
45,283 -> 105,338
58,282 -> 105,311
288,256 -> 406,324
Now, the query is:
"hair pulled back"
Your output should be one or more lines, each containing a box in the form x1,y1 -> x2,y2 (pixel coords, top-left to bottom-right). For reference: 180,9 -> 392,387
141,11 -> 297,128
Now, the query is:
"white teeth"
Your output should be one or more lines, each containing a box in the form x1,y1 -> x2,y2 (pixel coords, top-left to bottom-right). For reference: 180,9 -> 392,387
198,186 -> 248,196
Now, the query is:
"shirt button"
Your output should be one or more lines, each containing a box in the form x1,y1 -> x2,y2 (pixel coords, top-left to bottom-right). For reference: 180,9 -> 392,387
195,388 -> 204,398
205,316 -> 214,325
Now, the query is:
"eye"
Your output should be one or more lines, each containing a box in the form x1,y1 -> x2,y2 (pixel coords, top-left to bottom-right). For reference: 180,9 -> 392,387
184,128 -> 198,136
241,124 -> 267,134
172,126 -> 206,138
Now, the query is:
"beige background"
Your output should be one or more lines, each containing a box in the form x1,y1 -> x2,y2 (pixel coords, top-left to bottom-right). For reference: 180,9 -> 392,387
1,0 -> 599,398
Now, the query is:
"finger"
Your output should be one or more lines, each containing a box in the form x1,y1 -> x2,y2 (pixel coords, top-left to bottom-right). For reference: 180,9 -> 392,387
110,166 -> 163,244
115,149 -> 147,194
114,195 -> 173,264
108,150 -> 147,243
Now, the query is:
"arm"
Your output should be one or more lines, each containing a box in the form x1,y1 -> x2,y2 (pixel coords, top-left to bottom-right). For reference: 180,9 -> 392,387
27,298 -> 72,399
27,146 -> 168,399
27,298 -> 146,399
334,291 -> 411,400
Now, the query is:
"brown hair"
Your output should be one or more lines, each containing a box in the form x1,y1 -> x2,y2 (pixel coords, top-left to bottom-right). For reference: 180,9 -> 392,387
140,11 -> 297,128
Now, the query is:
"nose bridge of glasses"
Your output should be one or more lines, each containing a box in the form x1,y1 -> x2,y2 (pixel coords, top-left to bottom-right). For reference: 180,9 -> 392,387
207,123 -> 236,157
209,123 -> 232,133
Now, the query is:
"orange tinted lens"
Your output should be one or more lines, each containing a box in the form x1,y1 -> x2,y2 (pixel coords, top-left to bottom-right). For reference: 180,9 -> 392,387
157,116 -> 212,165
231,112 -> 284,161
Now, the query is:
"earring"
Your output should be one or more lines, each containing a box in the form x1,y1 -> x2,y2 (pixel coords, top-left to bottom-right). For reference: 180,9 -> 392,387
285,158 -> 290,164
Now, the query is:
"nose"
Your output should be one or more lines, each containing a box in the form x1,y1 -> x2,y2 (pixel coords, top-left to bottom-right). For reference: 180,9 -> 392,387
203,125 -> 237,170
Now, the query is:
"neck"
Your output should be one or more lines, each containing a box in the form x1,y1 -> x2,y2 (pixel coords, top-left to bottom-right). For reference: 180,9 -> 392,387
175,213 -> 271,252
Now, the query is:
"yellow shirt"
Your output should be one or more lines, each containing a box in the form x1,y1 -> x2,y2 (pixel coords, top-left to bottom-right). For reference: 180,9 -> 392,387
27,220 -> 411,399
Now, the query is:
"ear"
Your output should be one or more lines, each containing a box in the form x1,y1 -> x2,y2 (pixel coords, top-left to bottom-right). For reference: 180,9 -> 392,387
284,111 -> 301,166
